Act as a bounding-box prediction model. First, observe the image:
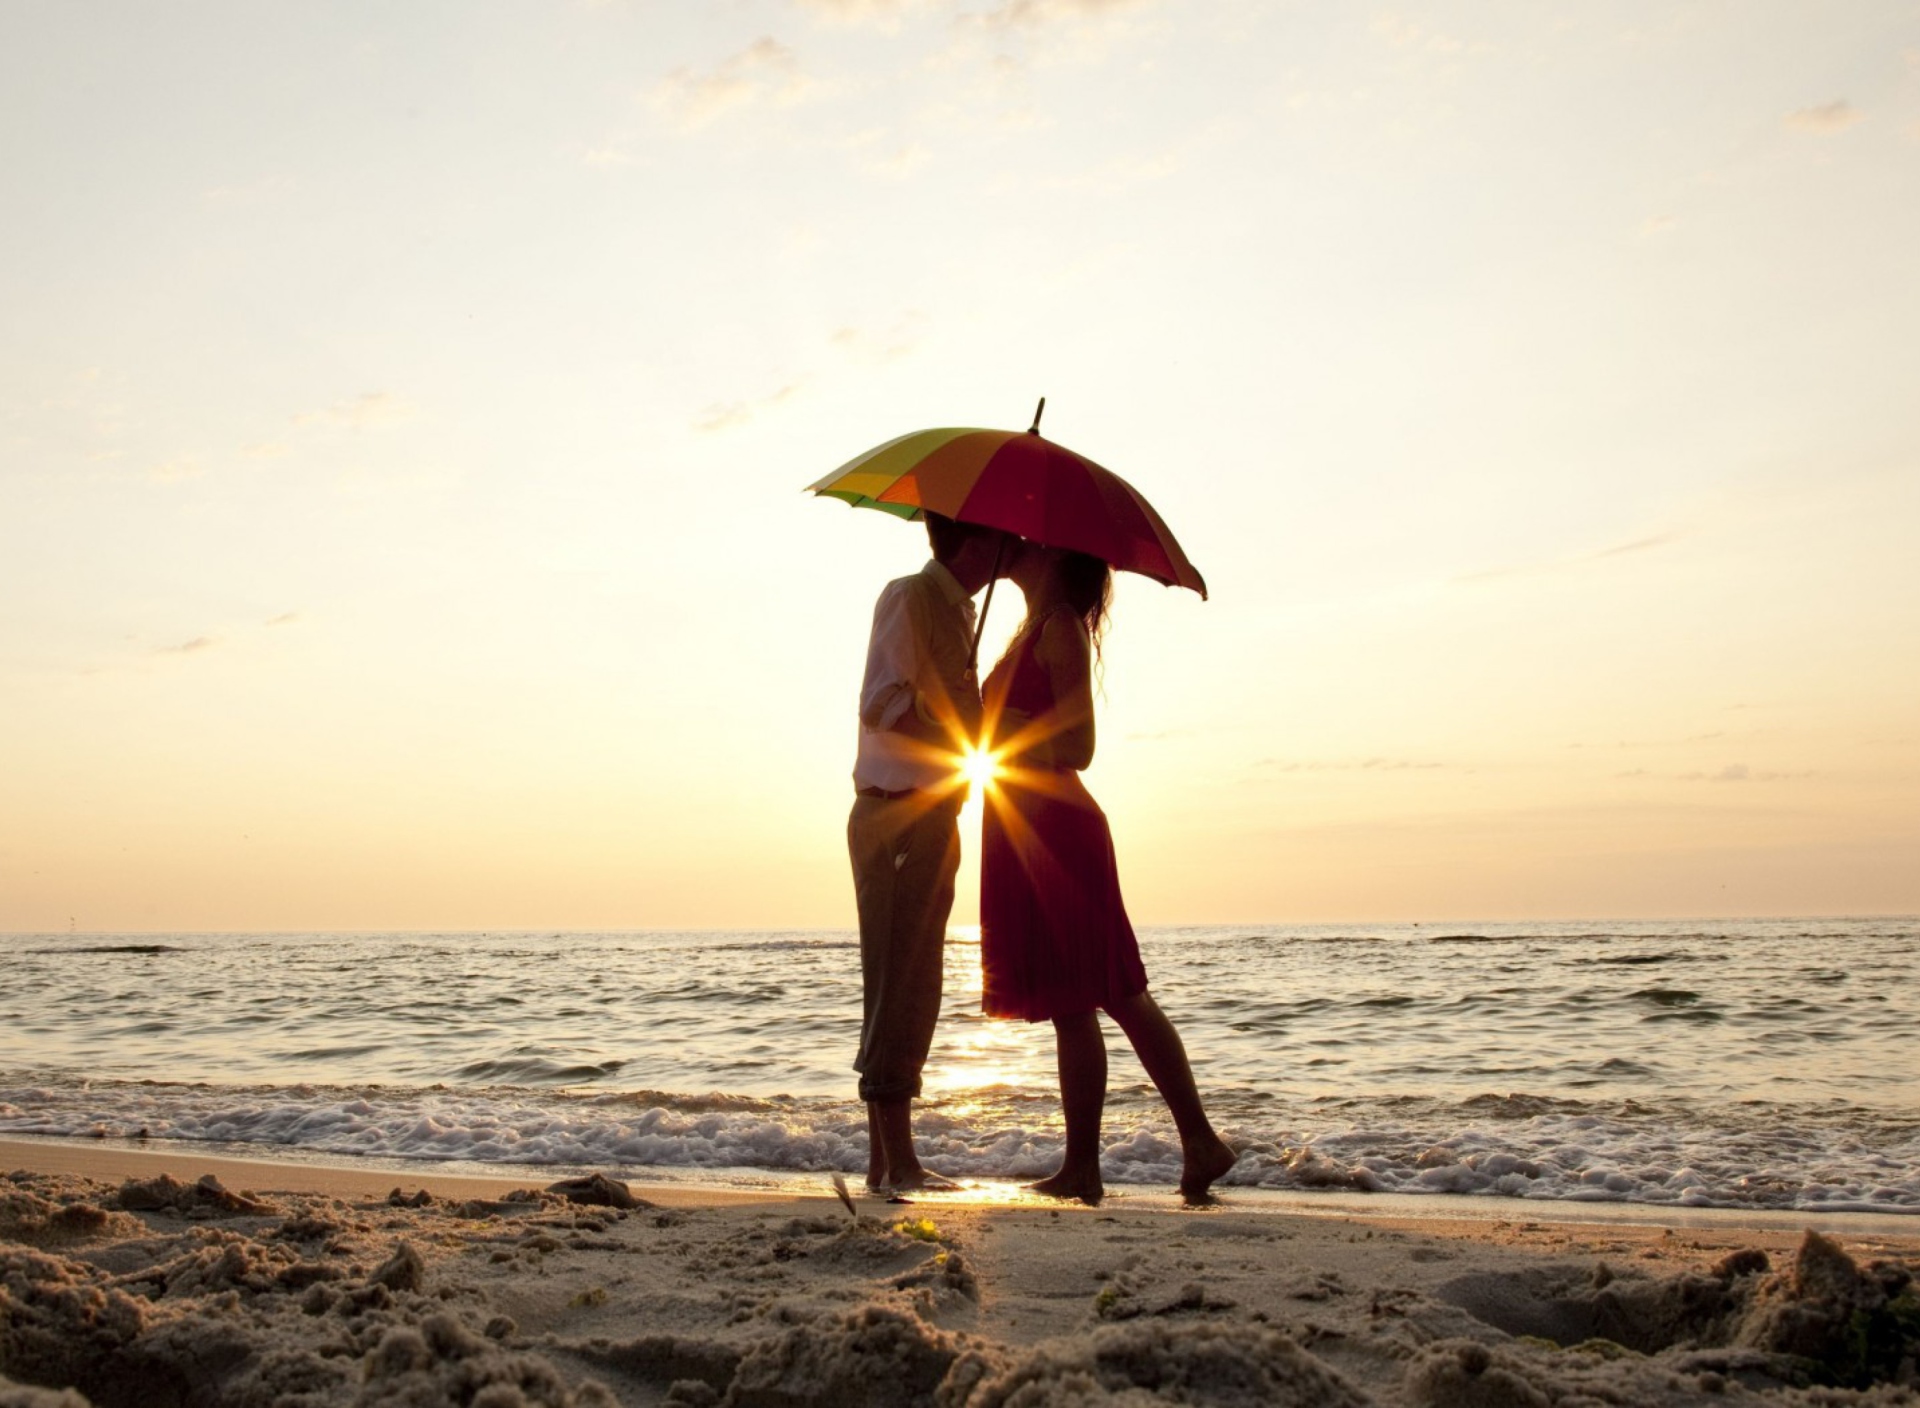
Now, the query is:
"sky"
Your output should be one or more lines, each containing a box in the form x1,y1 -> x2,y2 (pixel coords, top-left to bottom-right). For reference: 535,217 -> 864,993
3,1 -> 1917,932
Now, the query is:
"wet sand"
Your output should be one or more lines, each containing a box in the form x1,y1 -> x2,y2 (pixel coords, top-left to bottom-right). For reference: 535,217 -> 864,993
2,1138 -> 1915,1406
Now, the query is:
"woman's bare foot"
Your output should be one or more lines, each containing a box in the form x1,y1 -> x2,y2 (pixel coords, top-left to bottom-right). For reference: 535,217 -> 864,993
1027,1164 -> 1104,1206
1178,1137 -> 1238,1206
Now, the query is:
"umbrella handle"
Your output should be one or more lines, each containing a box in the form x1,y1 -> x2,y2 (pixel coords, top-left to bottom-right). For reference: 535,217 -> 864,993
977,392 -> 1039,679
967,535 -> 1006,680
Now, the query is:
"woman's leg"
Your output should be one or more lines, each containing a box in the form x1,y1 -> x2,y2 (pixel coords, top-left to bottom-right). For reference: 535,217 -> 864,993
1028,1009 -> 1107,1204
1104,990 -> 1237,1203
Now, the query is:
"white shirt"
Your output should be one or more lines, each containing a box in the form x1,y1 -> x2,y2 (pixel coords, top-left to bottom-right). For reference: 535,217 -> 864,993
853,560 -> 980,793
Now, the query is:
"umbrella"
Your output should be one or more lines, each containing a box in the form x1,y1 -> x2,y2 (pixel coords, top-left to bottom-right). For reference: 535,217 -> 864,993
807,398 -> 1207,599
808,400 -> 1206,670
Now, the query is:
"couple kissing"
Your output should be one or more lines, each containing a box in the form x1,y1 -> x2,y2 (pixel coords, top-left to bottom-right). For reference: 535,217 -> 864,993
847,512 -> 1236,1207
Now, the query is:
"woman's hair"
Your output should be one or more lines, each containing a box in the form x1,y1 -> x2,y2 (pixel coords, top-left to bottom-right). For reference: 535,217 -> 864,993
1056,549 -> 1114,659
1006,547 -> 1113,670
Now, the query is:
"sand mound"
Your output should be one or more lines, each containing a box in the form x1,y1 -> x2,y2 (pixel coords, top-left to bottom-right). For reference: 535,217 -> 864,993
0,1245 -> 153,1399
0,1372 -> 91,1408
1433,1257 -> 1757,1353
356,1312 -> 617,1407
0,1229 -> 609,1406
728,1302 -> 965,1407
952,1321 -> 1370,1407
1433,1229 -> 1919,1397
0,1171 -> 613,1408
1735,1231 -> 1919,1389
603,1310 -> 1370,1408
1404,1340 -> 1551,1408
0,1184 -> 143,1250
112,1174 -> 272,1217
544,1176 -> 649,1211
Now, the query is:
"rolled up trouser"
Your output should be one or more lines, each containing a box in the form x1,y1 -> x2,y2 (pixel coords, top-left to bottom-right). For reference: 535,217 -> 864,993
849,791 -> 963,1102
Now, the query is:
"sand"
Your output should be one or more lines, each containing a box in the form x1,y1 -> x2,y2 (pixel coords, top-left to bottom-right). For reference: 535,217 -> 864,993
1,1139 -> 1915,1407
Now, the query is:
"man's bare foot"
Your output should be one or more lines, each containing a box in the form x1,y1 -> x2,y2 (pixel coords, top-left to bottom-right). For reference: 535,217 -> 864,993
1178,1136 -> 1238,1206
1026,1165 -> 1104,1206
887,1168 -> 962,1193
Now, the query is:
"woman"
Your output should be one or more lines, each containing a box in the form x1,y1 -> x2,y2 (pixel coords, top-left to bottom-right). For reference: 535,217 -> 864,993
979,539 -> 1236,1205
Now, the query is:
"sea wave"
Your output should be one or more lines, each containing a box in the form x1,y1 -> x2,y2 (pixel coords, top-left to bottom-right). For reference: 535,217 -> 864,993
4,1073 -> 1915,1216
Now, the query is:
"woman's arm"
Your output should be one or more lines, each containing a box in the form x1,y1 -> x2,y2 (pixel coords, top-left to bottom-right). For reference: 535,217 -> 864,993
1031,612 -> 1096,771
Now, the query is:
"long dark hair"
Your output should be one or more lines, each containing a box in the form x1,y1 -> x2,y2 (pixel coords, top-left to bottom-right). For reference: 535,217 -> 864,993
1004,547 -> 1113,672
1057,549 -> 1114,663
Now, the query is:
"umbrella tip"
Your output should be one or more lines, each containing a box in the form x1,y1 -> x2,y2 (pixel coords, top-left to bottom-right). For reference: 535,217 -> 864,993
1027,396 -> 1046,436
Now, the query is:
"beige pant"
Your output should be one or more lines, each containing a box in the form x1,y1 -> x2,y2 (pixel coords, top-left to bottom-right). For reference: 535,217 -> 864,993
849,791 -> 963,1102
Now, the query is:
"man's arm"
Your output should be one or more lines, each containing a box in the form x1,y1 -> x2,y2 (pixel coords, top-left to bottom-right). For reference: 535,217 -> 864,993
858,580 -> 922,732
859,577 -> 973,751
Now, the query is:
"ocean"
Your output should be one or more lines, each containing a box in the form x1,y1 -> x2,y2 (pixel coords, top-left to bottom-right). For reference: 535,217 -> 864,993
4,919 -> 1915,1214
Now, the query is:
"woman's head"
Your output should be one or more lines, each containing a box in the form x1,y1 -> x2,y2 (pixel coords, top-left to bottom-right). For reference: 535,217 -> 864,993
1015,540 -> 1113,654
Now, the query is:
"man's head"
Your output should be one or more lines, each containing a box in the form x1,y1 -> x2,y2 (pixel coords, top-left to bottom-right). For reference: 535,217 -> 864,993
925,513 -> 1009,594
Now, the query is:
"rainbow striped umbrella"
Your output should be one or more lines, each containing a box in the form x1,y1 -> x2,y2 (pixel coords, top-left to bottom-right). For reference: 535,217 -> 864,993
807,400 -> 1207,599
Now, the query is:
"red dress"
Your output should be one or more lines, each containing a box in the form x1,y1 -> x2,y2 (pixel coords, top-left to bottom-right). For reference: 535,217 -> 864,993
979,616 -> 1150,1021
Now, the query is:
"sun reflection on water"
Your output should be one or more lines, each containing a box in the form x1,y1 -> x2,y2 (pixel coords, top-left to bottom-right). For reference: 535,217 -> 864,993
923,923 -> 1054,1099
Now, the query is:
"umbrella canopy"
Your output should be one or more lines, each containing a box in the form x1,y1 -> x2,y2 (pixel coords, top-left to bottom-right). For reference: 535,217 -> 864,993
807,411 -> 1207,599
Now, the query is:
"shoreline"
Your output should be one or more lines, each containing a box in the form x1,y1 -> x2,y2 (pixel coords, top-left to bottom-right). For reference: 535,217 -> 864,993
0,1136 -> 782,1209
6,1133 -> 1918,1241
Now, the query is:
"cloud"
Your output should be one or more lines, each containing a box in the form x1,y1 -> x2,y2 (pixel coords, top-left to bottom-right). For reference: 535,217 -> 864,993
578,144 -> 636,168
1036,113 -> 1233,193
265,612 -> 300,627
155,636 -> 219,656
1783,100 -> 1862,135
1370,14 -> 1468,54
830,312 -> 929,364
1455,530 -> 1682,584
1590,532 -> 1679,562
692,316 -> 925,431
866,143 -> 931,178
292,392 -> 416,431
1637,214 -> 1677,239
694,380 -> 806,433
1254,757 -> 1446,773
1680,763 -> 1815,783
971,0 -> 1150,28
146,457 -> 203,484
1570,731 -> 1724,751
1619,763 -> 1814,783
795,0 -> 922,28
653,38 -> 815,130
942,0 -> 1158,74
1035,126 -> 1218,193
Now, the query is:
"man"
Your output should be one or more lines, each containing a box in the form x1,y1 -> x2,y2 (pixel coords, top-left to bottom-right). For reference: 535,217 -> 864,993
849,511 -> 1006,1192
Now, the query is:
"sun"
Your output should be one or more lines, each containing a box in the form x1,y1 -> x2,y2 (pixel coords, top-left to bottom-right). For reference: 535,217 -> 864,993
957,746 -> 1002,794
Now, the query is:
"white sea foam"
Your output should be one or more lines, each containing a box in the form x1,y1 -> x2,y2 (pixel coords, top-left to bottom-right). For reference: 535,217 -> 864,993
3,1075 -> 1916,1214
